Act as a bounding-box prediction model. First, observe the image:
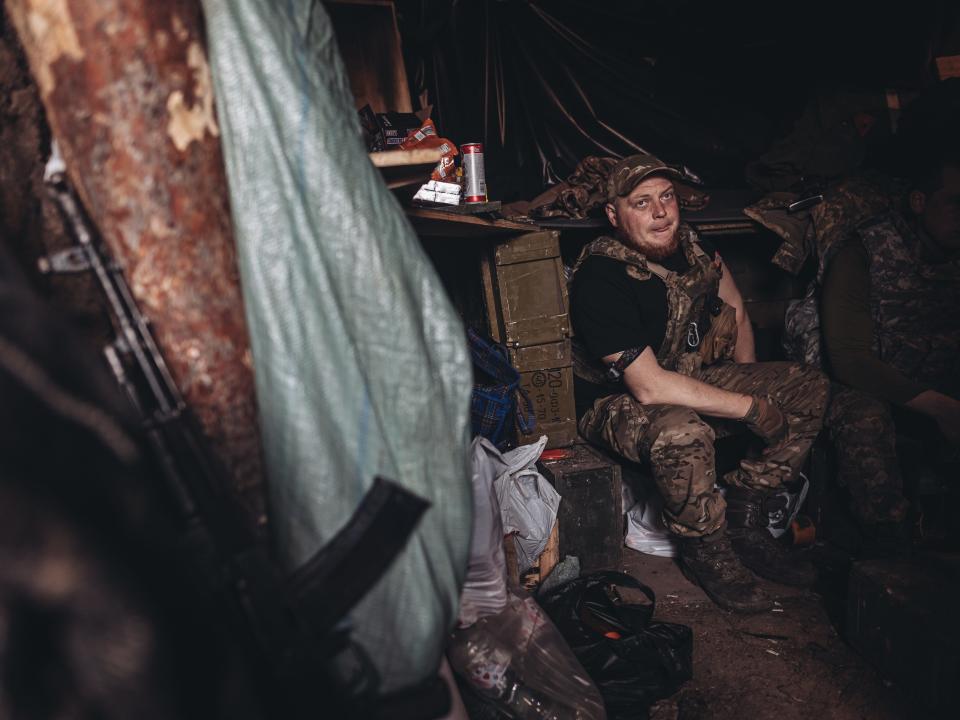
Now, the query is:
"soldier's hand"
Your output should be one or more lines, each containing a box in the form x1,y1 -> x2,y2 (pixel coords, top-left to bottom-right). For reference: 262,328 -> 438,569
742,396 -> 788,445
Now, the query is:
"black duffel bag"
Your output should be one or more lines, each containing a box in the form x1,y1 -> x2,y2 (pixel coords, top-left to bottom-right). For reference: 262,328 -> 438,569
537,571 -> 692,720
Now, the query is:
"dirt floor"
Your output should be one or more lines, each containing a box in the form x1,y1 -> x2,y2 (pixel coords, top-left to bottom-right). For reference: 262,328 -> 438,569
617,548 -> 914,720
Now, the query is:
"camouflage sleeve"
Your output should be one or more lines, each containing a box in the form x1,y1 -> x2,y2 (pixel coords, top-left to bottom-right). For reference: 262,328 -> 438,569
821,241 -> 929,405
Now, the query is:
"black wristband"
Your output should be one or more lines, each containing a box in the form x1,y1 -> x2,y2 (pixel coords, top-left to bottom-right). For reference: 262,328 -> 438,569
605,347 -> 644,382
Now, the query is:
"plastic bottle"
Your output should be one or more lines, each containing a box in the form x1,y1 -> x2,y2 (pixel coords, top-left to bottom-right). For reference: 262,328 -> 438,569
498,669 -> 575,720
448,623 -> 577,720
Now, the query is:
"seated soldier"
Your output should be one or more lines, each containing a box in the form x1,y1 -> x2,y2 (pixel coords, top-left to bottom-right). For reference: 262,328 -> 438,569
820,150 -> 960,533
571,153 -> 829,613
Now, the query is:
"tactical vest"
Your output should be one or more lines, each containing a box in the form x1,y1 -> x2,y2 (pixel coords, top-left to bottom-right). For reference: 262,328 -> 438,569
571,225 -> 736,387
858,213 -> 960,395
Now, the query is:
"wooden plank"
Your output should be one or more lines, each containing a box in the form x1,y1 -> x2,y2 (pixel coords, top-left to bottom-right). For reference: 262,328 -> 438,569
538,522 -> 560,582
405,207 -> 537,238
413,200 -> 503,215
493,230 -> 560,265
370,149 -> 444,191
503,533 -> 522,593
690,221 -> 759,236
480,252 -> 503,343
327,0 -> 412,112
369,148 -> 443,167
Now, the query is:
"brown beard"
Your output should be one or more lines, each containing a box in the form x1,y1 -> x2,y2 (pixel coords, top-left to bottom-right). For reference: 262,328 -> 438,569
615,227 -> 680,261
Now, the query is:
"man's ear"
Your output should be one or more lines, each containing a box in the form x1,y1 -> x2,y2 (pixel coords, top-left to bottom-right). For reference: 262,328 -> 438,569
605,202 -> 619,228
909,190 -> 927,216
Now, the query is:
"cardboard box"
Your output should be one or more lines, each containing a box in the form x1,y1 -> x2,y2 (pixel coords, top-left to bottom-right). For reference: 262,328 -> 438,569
376,112 -> 423,147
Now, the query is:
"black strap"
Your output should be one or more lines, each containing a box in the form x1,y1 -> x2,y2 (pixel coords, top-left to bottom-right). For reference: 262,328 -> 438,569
286,477 -> 430,638
589,571 -> 656,628
571,571 -> 657,633
605,347 -> 644,382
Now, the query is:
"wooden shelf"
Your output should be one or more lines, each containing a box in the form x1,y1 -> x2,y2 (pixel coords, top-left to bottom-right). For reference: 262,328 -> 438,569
370,148 -> 444,190
369,148 -> 443,167
405,206 -> 539,238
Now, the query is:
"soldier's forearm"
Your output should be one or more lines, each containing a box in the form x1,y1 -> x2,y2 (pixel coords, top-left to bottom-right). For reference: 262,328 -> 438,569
618,347 -> 753,419
643,370 -> 754,419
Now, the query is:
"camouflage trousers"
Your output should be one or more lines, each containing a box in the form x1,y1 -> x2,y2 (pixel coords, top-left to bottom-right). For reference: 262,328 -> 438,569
824,383 -> 908,526
579,362 -> 829,537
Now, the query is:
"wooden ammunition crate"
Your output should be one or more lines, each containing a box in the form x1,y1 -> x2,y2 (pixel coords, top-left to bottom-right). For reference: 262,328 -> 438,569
510,340 -> 576,449
538,443 -> 623,572
482,229 -> 576,447
480,230 -> 569,348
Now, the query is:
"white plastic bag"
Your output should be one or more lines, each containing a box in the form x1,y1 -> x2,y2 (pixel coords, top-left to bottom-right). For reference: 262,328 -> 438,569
459,438 -> 511,627
495,436 -> 561,572
623,473 -> 810,556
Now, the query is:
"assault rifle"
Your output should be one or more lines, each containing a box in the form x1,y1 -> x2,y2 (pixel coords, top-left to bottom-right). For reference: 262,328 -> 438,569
41,157 -> 443,718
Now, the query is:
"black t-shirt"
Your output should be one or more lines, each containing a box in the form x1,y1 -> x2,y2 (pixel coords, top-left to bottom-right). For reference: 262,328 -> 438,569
570,237 -> 716,415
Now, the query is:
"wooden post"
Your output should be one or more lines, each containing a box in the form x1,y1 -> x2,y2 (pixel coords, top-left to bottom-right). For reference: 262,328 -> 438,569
503,532 -> 521,593
4,0 -> 266,524
538,521 -> 560,582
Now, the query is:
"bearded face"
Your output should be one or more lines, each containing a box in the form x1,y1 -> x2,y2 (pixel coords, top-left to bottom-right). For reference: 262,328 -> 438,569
605,175 -> 681,260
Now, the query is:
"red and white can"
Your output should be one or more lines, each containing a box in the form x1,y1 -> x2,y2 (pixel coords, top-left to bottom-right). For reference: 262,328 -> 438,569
461,142 -> 487,203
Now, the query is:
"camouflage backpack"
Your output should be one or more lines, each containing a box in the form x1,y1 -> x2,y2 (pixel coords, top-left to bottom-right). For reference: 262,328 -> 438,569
776,178 -> 895,366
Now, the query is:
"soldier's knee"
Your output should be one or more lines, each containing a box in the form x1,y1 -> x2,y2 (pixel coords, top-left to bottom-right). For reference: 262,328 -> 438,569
646,407 -> 715,460
787,364 -> 830,416
828,386 -> 895,435
840,388 -> 888,420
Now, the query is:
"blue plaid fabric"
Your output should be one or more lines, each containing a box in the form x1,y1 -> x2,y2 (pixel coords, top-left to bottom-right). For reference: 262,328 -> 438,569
467,328 -> 535,448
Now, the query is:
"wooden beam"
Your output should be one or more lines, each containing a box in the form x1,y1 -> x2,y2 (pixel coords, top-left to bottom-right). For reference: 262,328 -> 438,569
405,207 -> 538,238
5,0 -> 267,525
369,148 -> 444,167
538,522 -> 560,583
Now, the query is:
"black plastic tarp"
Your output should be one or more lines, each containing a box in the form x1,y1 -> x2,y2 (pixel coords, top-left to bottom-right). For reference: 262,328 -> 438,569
395,0 -> 955,200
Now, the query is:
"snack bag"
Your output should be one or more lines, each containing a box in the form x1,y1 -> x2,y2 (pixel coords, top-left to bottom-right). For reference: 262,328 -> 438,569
401,119 -> 459,181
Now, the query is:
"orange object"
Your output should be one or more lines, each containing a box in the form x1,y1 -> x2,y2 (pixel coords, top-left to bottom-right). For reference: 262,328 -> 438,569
539,448 -> 571,461
400,118 -> 459,181
790,516 -> 816,546
604,631 -> 622,640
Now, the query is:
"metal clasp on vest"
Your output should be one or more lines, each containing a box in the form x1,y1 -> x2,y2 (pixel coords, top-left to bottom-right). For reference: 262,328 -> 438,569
687,321 -> 700,349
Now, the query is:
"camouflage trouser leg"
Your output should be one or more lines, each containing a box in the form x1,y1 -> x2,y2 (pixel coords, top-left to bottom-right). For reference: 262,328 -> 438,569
696,362 -> 829,490
578,394 -> 726,537
825,383 -> 908,525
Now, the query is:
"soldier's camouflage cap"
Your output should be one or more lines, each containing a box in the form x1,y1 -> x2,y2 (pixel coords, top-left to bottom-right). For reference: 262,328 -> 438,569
606,153 -> 684,203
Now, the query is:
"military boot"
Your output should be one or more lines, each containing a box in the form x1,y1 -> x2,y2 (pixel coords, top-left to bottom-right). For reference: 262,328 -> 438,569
725,485 -> 817,587
678,527 -> 772,613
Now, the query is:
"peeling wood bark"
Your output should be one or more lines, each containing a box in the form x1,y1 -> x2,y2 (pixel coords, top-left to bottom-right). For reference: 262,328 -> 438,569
5,0 -> 266,525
